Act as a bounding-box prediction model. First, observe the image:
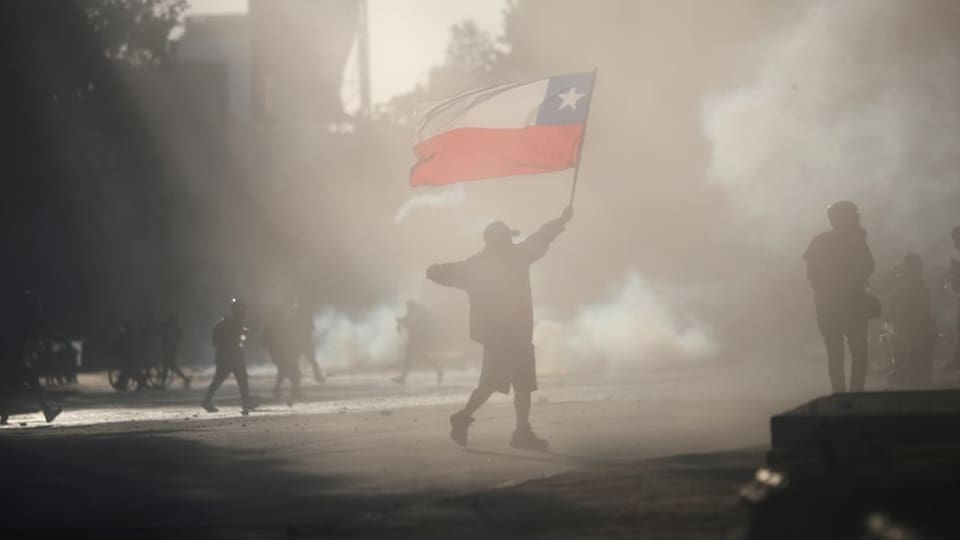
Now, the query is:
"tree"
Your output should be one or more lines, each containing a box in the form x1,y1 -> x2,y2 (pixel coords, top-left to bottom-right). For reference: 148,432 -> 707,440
82,0 -> 187,65
0,0 -> 189,331
444,20 -> 500,74
380,19 -> 506,123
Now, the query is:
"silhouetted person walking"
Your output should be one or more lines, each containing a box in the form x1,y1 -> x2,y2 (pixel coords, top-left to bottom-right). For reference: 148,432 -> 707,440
943,226 -> 960,371
293,302 -> 323,383
428,206 -> 573,450
393,300 -> 443,384
160,313 -> 191,388
887,254 -> 938,387
0,290 -> 61,425
804,201 -> 877,393
202,299 -> 258,415
264,304 -> 300,404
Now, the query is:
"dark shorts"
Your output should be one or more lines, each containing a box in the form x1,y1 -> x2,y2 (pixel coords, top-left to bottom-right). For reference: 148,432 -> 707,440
478,340 -> 536,395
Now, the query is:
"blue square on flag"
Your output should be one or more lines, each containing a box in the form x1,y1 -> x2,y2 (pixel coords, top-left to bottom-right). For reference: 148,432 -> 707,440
535,72 -> 594,126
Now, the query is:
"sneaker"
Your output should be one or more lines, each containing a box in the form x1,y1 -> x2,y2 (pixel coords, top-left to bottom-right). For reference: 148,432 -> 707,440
510,428 -> 549,451
43,406 -> 62,423
201,400 -> 218,413
243,395 -> 260,412
449,411 -> 473,447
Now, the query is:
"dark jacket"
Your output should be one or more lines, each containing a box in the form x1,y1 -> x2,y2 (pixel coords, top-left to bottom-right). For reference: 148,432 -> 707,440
212,315 -> 246,360
803,227 -> 875,319
888,275 -> 937,340
427,217 -> 566,344
397,303 -> 430,346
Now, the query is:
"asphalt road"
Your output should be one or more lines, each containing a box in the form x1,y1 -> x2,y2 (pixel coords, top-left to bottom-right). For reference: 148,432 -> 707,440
0,361 -> 831,537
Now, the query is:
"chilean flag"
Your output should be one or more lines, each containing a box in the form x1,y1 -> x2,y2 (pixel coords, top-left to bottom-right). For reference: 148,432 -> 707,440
410,72 -> 595,186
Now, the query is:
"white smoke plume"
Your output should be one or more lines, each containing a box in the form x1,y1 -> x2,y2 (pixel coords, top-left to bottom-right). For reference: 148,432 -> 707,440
314,305 -> 405,371
533,272 -> 716,374
393,184 -> 466,223
702,0 -> 960,256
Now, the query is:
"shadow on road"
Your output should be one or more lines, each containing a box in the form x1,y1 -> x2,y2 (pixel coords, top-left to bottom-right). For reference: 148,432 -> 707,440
0,429 -> 447,536
463,447 -> 627,469
340,448 -> 759,539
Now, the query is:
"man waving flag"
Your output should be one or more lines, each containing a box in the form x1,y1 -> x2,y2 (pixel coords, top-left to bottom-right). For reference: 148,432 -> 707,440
410,72 -> 595,187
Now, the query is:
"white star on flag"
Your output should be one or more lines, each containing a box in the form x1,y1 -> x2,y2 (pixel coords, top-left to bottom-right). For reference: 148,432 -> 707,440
557,86 -> 586,111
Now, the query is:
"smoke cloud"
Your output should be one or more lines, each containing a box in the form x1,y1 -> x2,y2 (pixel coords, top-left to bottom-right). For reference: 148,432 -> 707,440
534,272 -> 716,374
314,305 -> 405,371
702,0 -> 960,258
394,184 -> 467,223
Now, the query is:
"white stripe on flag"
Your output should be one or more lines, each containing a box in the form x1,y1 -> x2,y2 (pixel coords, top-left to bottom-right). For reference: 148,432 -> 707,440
413,78 -> 550,144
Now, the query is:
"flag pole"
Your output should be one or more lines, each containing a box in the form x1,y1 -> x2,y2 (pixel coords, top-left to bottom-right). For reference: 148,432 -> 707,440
568,68 -> 598,207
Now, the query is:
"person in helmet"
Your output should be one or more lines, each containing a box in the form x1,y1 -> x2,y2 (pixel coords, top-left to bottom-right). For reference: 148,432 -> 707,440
202,299 -> 258,414
943,226 -> 960,371
886,253 -> 938,387
427,206 -> 573,450
803,201 -> 877,393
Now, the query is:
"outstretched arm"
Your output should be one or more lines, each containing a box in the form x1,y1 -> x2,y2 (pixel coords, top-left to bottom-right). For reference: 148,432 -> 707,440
519,206 -> 573,263
426,260 -> 469,290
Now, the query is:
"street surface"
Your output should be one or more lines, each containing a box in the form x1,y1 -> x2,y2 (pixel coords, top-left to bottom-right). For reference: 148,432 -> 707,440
0,360 -> 853,537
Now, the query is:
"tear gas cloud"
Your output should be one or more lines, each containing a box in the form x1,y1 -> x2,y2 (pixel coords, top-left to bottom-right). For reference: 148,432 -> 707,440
313,306 -> 404,371
534,273 -> 716,374
394,184 -> 466,224
703,0 -> 960,261
299,1 -> 960,376
154,1 -> 960,376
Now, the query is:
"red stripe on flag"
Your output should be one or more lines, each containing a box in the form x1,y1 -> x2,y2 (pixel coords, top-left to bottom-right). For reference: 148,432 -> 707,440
410,125 -> 584,186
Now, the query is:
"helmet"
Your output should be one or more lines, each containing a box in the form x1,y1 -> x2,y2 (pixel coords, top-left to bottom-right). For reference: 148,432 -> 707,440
827,201 -> 859,228
230,298 -> 248,315
483,221 -> 520,244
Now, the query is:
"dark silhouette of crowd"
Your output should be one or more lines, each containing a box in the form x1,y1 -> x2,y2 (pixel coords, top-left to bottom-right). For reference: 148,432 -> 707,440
0,291 -> 62,425
805,201 -> 960,394
4,200 -> 960,431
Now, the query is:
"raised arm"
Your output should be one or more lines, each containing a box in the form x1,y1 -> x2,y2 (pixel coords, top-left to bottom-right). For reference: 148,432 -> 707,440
519,206 -> 574,263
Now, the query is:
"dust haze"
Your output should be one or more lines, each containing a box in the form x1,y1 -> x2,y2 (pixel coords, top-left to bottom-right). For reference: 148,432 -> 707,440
222,1 -> 960,393
6,2 -> 960,534
8,0 -> 960,410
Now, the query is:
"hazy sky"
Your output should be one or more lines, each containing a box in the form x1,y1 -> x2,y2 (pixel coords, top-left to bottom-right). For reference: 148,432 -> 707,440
186,0 -> 506,104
